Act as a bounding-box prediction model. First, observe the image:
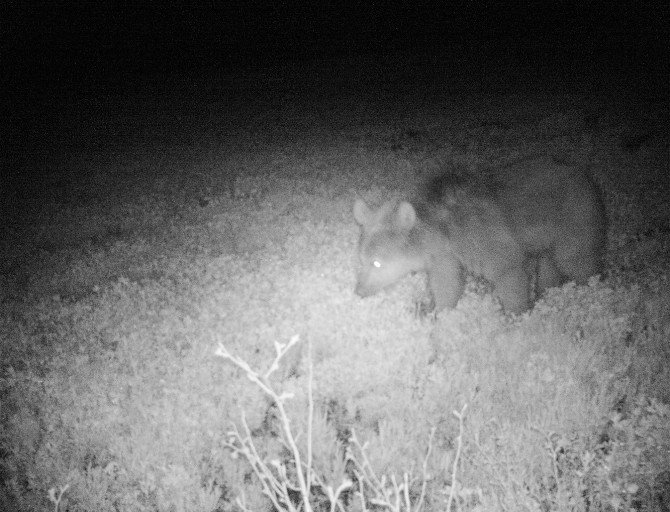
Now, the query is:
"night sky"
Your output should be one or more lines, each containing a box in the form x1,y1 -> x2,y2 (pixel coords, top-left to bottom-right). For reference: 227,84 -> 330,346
3,2 -> 668,89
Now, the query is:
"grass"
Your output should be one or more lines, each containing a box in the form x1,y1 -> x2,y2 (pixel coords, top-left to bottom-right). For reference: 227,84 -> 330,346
1,57 -> 669,511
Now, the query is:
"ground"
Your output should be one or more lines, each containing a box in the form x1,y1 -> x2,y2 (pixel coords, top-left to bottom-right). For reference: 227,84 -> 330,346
1,53 -> 669,511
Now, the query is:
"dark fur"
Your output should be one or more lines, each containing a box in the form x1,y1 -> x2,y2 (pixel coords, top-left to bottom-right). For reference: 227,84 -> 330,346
353,157 -> 606,313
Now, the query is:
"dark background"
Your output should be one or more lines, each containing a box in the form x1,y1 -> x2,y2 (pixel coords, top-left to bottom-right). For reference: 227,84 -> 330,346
3,1 -> 668,92
1,1 -> 668,205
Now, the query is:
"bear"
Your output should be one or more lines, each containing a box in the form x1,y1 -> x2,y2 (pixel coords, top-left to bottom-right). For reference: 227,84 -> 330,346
353,157 -> 606,314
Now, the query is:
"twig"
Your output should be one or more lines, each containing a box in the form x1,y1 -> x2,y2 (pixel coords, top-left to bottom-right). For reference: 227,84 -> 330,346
446,404 -> 467,512
413,427 -> 436,512
217,335 -> 313,512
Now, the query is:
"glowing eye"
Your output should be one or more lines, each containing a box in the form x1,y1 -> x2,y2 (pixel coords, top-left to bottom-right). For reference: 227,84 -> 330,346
373,260 -> 382,268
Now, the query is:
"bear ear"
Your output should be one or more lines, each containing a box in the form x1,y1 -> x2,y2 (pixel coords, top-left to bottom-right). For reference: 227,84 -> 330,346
397,201 -> 417,230
353,199 -> 371,225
